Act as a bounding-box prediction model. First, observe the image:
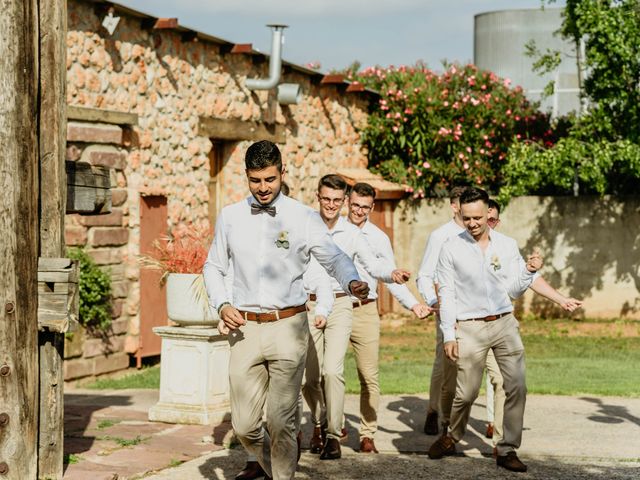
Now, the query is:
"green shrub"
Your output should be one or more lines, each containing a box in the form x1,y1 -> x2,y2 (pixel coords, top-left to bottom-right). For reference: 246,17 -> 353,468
67,247 -> 112,331
353,62 -> 554,198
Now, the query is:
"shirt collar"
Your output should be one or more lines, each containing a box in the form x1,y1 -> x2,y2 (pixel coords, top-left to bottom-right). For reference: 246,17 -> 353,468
328,215 -> 349,233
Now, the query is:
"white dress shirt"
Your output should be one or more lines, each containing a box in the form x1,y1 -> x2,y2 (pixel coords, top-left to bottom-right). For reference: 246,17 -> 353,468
416,219 -> 466,307
304,215 -> 395,295
350,219 -> 419,310
203,194 -> 360,313
303,269 -> 334,319
437,229 -> 536,343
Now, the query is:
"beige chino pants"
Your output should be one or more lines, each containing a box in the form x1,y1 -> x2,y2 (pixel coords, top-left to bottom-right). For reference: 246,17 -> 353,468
449,314 -> 526,456
228,311 -> 309,480
302,296 -> 353,440
430,315 -> 458,427
485,349 -> 505,446
350,301 -> 381,439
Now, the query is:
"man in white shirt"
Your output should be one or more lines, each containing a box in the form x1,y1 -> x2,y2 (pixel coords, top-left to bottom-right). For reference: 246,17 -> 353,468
203,141 -> 370,480
416,186 -> 467,435
303,174 -> 410,461
346,182 -> 433,454
427,187 -> 541,472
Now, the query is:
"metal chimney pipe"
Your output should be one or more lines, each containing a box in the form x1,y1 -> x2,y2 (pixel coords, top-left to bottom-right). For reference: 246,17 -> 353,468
246,24 -> 288,90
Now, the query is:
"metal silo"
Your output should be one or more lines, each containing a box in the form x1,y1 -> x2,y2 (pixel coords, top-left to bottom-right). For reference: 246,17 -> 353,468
474,8 -> 581,117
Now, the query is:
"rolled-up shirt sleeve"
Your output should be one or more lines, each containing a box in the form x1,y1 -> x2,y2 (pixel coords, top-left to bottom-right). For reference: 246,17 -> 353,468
304,267 -> 334,318
506,241 -> 536,299
307,213 -> 360,293
354,231 -> 394,283
203,212 -> 231,311
416,232 -> 441,307
436,244 -> 457,343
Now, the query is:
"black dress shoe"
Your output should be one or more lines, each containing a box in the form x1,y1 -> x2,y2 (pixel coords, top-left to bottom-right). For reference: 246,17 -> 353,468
235,461 -> 266,480
424,410 -> 439,435
496,451 -> 528,472
319,437 -> 341,460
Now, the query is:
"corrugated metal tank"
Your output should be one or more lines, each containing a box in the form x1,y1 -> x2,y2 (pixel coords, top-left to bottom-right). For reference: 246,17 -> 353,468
474,8 -> 581,116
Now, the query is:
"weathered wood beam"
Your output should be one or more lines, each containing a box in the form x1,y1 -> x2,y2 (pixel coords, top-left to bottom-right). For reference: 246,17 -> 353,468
198,117 -> 286,144
66,161 -> 112,214
321,74 -> 345,84
141,17 -> 178,30
0,0 -> 39,478
38,0 -> 69,477
67,105 -> 138,126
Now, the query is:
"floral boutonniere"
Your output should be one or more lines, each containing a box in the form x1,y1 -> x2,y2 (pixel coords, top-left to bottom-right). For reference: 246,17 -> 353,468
275,230 -> 290,249
490,255 -> 501,271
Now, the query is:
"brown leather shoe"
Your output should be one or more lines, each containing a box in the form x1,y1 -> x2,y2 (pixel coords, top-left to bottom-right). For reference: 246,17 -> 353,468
359,437 -> 379,454
427,435 -> 456,459
339,427 -> 348,442
492,446 -> 498,459
319,437 -> 341,460
235,461 -> 266,480
309,425 -> 324,454
423,410 -> 439,435
485,423 -> 494,439
496,451 -> 528,472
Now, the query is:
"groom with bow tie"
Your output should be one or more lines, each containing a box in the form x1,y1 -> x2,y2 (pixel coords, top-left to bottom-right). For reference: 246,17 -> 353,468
203,140 -> 369,480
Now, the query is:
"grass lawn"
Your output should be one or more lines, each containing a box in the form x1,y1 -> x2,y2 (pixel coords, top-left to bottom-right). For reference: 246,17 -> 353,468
82,316 -> 640,397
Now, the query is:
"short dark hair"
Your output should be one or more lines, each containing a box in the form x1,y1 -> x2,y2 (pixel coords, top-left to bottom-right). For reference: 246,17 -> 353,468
460,187 -> 489,206
318,174 -> 348,193
245,140 -> 282,171
449,186 -> 467,202
488,199 -> 501,214
351,182 -> 376,199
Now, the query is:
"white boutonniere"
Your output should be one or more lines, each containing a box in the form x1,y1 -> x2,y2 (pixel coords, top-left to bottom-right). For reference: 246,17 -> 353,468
490,255 -> 501,271
275,230 -> 290,249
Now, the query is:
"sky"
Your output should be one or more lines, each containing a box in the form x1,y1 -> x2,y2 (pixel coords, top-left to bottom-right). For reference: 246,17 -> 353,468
120,1 -> 563,72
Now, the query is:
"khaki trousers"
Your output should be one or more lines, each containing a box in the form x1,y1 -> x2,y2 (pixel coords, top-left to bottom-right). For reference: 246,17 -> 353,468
228,311 -> 309,480
449,314 -> 526,456
429,316 -> 458,426
350,301 -> 381,439
302,296 -> 353,440
485,349 -> 505,446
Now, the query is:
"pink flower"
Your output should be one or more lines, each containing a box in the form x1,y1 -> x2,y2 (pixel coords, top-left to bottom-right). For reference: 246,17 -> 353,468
458,153 -> 465,159
463,162 -> 469,170
392,126 -> 399,133
466,146 -> 472,153
506,109 -> 512,116
404,108 -> 413,114
443,101 -> 449,107
423,161 -> 431,169
504,78 -> 512,87
481,85 -> 487,90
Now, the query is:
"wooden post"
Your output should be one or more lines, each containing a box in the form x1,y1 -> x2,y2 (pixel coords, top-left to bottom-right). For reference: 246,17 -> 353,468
0,1 -> 40,479
37,0 -> 68,478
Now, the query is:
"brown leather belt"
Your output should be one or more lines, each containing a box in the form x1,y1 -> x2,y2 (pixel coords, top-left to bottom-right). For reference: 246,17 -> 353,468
238,304 -> 307,323
465,312 -> 510,322
308,292 -> 348,301
352,298 -> 376,308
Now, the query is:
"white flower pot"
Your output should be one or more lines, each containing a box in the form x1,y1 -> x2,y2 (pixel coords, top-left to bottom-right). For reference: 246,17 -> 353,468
166,273 -> 219,327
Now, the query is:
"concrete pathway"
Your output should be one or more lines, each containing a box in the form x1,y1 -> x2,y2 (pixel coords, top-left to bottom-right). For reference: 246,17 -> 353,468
63,389 -> 640,479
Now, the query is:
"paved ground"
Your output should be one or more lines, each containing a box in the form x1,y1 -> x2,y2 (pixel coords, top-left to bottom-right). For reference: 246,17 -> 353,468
63,388 -> 640,479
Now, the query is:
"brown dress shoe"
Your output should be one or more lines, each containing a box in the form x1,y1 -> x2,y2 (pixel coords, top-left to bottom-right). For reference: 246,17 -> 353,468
359,437 -> 379,453
427,435 -> 456,459
309,425 -> 324,454
319,437 -> 341,460
423,410 -> 439,435
235,461 -> 266,480
340,427 -> 348,442
485,423 -> 494,439
496,451 -> 528,472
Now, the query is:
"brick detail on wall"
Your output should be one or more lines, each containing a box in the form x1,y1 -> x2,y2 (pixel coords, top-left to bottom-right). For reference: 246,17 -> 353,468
81,144 -> 127,170
67,121 -> 124,144
87,247 -> 123,265
89,227 -> 129,246
111,188 -> 128,207
78,209 -> 123,227
65,226 -> 88,246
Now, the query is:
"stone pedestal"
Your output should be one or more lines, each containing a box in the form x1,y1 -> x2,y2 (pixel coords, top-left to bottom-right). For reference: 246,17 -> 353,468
149,326 -> 230,425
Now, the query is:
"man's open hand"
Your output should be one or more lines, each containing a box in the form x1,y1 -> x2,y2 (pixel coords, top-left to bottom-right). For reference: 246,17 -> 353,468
560,297 -> 583,312
526,247 -> 544,272
349,280 -> 370,300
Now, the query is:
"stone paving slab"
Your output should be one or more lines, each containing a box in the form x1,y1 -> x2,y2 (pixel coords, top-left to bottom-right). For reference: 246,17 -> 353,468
63,389 -> 640,479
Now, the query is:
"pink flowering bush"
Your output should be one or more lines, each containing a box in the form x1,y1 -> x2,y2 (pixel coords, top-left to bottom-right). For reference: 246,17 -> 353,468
352,63 -> 555,198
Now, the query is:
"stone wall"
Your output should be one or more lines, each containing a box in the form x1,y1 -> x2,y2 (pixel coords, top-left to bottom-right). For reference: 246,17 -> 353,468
64,119 -> 132,378
63,0 -> 373,379
393,195 -> 640,320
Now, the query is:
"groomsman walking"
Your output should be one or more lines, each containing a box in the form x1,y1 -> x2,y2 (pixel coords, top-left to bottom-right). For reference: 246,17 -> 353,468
203,141 -> 370,480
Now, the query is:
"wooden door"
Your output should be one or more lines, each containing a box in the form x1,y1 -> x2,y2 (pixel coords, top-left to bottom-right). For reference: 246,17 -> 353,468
137,195 -> 168,367
369,200 -> 396,314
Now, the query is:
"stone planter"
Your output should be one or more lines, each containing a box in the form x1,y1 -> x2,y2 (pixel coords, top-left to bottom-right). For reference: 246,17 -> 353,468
166,273 -> 218,327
